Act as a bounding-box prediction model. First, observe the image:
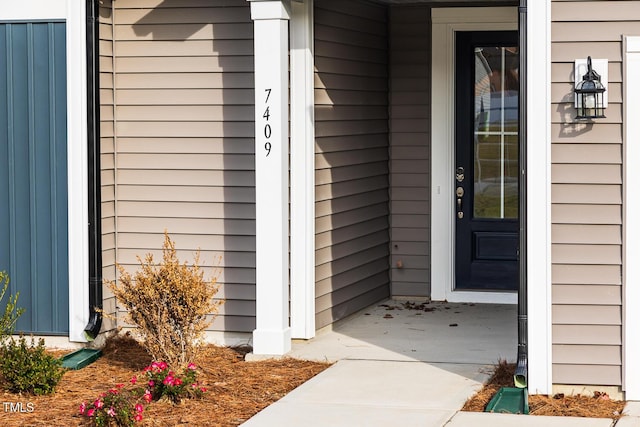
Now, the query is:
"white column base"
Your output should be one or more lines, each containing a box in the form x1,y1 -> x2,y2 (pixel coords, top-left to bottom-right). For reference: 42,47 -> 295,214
253,327 -> 292,355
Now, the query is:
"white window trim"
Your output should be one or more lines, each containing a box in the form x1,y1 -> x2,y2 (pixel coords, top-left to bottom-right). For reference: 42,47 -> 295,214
431,3 -> 552,394
0,0 -> 89,343
289,0 -> 315,340
431,7 -> 518,306
623,35 -> 640,400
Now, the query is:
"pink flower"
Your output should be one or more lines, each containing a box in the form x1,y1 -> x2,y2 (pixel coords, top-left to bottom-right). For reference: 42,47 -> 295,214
87,408 -> 95,417
109,388 -> 119,395
116,383 -> 125,389
158,362 -> 168,370
174,377 -> 183,386
148,380 -> 155,387
107,407 -> 116,417
187,363 -> 197,370
163,376 -> 174,386
135,403 -> 144,413
200,387 -> 207,393
130,376 -> 138,385
94,399 -> 104,409
143,390 -> 153,403
79,402 -> 87,414
134,413 -> 143,422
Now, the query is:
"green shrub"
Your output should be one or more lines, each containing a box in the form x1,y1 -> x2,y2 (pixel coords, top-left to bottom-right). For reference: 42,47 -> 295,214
0,271 -> 25,344
0,335 -> 65,395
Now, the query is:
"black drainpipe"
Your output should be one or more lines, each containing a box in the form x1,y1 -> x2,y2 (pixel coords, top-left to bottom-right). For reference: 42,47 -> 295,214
84,0 -> 103,341
514,0 -> 528,389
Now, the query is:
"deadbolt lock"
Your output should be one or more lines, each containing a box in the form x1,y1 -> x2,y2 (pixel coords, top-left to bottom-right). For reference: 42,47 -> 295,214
456,187 -> 464,197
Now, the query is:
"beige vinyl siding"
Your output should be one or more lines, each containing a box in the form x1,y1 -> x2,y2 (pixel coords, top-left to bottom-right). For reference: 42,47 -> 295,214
100,0 -> 117,330
388,5 -> 430,297
551,0 -> 628,386
112,0 -> 255,333
314,0 -> 390,329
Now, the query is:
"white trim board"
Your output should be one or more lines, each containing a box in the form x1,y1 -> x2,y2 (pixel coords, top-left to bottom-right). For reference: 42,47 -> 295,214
289,0 -> 315,340
526,0 -> 552,396
0,0 -> 89,343
623,35 -> 640,400
430,7 -> 518,305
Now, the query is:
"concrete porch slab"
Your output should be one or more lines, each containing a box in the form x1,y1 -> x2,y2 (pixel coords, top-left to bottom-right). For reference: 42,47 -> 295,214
287,300 -> 517,364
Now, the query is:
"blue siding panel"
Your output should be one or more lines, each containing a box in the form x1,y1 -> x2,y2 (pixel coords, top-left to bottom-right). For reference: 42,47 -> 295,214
0,22 -> 68,335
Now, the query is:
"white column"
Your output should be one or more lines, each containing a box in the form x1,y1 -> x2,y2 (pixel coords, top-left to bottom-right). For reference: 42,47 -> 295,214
249,0 -> 292,355
290,0 -> 315,340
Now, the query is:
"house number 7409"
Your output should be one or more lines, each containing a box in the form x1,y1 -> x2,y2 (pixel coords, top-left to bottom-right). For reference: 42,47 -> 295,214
263,88 -> 272,157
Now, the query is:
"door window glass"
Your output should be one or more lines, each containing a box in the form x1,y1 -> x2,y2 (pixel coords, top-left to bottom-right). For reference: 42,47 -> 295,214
473,46 -> 519,219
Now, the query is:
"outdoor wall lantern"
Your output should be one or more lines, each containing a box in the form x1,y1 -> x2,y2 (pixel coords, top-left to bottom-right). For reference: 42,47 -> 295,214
574,56 -> 607,119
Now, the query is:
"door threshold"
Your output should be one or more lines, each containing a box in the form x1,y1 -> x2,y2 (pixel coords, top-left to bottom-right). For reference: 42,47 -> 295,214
444,290 -> 517,304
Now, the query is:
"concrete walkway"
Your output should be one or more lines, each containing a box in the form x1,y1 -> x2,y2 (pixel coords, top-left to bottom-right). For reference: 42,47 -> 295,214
242,300 -> 637,427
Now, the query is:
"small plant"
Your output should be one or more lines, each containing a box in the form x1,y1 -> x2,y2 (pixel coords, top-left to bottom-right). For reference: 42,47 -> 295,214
0,271 -> 25,344
79,363 -> 203,426
80,382 -> 145,426
143,361 -> 205,403
0,335 -> 64,395
107,231 -> 223,369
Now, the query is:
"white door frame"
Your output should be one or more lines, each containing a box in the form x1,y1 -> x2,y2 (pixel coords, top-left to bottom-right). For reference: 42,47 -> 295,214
0,0 -> 90,343
431,3 -> 553,395
431,7 -> 518,305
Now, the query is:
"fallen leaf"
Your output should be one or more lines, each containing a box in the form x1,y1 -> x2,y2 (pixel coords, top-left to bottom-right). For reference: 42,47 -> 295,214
383,314 -> 394,319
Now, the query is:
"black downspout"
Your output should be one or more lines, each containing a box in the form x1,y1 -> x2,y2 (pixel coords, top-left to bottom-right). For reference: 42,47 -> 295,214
514,0 -> 528,388
84,0 -> 103,340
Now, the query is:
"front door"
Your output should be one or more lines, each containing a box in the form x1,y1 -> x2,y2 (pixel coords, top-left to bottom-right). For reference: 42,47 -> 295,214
455,31 -> 519,291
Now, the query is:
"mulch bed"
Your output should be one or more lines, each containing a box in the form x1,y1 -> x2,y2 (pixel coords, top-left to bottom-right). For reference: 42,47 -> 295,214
462,360 -> 626,419
0,334 -> 330,426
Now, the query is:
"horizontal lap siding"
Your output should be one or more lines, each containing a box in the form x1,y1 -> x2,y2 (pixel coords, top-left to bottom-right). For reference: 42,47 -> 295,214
100,0 -> 117,330
112,0 -> 255,333
388,5 -> 430,297
314,0 -> 390,329
551,0 -> 631,387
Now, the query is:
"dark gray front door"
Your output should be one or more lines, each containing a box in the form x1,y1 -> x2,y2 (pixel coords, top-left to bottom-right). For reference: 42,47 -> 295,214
455,31 -> 519,291
0,22 -> 69,334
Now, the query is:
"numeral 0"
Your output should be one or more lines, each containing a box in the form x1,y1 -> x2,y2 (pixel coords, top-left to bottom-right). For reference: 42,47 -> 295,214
264,124 -> 272,139
265,142 -> 272,156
